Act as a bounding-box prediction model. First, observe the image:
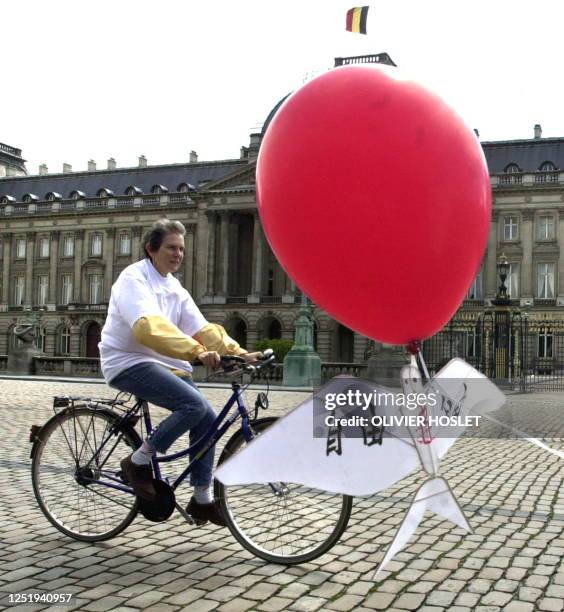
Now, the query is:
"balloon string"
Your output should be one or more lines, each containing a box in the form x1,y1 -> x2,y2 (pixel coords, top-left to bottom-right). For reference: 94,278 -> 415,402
406,340 -> 431,383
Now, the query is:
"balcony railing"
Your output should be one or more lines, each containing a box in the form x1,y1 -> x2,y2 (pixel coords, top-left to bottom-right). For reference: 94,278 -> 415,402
535,172 -> 559,183
499,174 -> 522,185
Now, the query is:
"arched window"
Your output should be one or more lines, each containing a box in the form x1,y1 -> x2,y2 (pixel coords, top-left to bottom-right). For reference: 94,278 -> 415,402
226,317 -> 247,348
97,188 -> 114,198
151,184 -> 168,194
334,324 -> 354,362
69,190 -> 86,200
177,183 -> 196,193
22,194 -> 38,203
259,316 -> 282,340
539,161 -> 556,172
85,322 -> 101,358
0,195 -> 16,204
125,186 -> 142,196
504,163 -> 521,173
56,325 -> 71,356
45,192 -> 62,201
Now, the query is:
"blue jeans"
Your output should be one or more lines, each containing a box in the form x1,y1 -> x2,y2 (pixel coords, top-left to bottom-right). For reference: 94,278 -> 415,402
110,362 -> 216,486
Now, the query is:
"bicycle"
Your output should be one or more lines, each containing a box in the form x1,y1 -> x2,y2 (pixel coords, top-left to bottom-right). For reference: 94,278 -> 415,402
30,350 -> 353,564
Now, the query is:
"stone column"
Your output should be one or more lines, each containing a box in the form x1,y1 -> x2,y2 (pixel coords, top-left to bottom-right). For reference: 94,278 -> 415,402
131,226 -> 143,262
485,212 -> 498,299
24,232 -> 35,307
282,274 -> 297,303
69,319 -> 81,356
249,212 -> 265,303
1,234 -> 12,306
557,210 -> 564,306
216,212 -> 230,301
205,211 -> 217,299
194,202 -> 210,301
521,211 -> 534,300
73,230 -> 84,303
104,228 -> 115,299
184,226 -> 195,295
48,231 -> 59,307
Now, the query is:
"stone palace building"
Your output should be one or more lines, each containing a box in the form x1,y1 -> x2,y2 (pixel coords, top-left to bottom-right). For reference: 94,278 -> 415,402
2,97 -> 564,377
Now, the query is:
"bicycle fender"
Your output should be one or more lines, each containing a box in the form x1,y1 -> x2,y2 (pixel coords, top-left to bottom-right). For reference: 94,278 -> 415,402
30,405 -> 141,459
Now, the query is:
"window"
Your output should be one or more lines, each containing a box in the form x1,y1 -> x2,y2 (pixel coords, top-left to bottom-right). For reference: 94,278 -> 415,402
538,328 -> 553,358
16,239 -> 26,259
90,233 -> 103,257
267,268 -> 274,296
503,217 -> 518,241
37,327 -> 46,352
504,163 -> 521,173
507,263 -> 520,298
89,274 -> 102,304
39,237 -> 50,258
57,326 -> 71,355
467,269 -> 483,299
61,274 -> 73,305
37,275 -> 48,306
539,161 -> 556,172
537,263 -> 555,298
13,276 -> 25,305
538,215 -> 555,240
465,328 -> 481,359
118,232 -> 131,255
63,236 -> 74,257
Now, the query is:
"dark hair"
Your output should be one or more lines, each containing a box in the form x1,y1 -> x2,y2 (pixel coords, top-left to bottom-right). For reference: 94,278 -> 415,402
142,219 -> 186,259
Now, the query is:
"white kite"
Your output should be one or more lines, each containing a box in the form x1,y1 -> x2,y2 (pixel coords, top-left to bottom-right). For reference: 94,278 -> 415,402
215,357 -> 506,576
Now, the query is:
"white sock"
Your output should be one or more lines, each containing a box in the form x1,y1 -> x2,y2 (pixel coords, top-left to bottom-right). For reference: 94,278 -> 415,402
194,484 -> 213,504
131,440 -> 154,465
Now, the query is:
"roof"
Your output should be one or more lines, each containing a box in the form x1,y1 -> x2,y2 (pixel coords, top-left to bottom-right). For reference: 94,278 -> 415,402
0,159 -> 247,201
481,137 -> 564,173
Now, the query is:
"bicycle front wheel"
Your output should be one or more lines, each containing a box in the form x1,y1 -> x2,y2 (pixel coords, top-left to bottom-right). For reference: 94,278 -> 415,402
32,405 -> 140,541
215,417 -> 353,564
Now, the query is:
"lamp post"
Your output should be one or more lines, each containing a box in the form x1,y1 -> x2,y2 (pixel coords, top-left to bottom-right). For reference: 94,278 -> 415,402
494,253 -> 510,305
488,253 -> 520,382
283,292 -> 321,387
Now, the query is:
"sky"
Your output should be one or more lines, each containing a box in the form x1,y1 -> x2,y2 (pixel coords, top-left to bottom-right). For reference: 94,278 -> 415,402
4,0 -> 564,175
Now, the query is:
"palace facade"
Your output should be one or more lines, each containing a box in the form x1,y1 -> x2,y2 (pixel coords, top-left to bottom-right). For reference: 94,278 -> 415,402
2,115 -> 564,375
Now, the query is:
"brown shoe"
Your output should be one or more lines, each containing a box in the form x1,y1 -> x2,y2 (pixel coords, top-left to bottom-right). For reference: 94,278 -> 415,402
186,497 -> 227,527
120,454 -> 156,501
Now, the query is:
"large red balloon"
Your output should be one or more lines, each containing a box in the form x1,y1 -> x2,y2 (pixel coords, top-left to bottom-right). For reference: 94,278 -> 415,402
256,65 -> 491,345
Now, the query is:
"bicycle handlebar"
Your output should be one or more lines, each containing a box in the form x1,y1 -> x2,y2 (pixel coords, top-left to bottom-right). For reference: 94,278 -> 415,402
193,348 -> 276,375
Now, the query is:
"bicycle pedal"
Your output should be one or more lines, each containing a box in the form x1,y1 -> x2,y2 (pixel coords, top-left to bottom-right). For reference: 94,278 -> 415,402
191,516 -> 208,526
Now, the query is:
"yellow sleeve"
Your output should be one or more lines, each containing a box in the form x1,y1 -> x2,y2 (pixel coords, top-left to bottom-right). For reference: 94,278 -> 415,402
132,315 -> 206,361
193,323 -> 247,356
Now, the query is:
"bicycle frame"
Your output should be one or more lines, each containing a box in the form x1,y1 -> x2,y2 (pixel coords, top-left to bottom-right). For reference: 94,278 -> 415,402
82,380 -> 255,496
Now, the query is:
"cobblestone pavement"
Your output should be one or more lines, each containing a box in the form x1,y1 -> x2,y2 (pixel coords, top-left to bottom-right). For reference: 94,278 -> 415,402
0,379 -> 562,612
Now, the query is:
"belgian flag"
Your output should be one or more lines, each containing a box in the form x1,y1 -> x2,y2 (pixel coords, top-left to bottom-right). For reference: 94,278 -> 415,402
346,6 -> 369,34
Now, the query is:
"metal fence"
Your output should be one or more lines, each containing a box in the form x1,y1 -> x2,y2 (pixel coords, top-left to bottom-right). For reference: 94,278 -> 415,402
423,311 -> 564,392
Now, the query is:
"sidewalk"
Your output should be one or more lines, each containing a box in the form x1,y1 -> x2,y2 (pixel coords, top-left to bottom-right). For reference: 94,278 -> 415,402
0,378 -> 562,611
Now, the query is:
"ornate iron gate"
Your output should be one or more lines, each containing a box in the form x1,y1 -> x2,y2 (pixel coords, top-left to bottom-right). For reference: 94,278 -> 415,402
421,311 -> 564,392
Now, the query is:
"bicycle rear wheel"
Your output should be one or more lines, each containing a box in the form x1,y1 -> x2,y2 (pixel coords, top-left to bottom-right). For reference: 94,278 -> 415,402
31,405 -> 140,541
215,417 -> 353,564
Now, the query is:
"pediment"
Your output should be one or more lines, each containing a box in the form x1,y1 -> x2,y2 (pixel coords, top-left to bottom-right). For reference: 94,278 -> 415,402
200,163 -> 256,192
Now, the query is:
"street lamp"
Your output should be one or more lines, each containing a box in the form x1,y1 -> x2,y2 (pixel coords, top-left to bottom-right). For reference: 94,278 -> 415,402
496,253 -> 510,302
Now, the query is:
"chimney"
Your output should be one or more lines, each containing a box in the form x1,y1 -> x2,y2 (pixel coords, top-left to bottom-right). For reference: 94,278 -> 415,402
138,155 -> 147,168
88,159 -> 96,171
534,124 -> 542,139
189,150 -> 198,163
38,164 -> 48,175
107,157 -> 116,170
63,163 -> 72,173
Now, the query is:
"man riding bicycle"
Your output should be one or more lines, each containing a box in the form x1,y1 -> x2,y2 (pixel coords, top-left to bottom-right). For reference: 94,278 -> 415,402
99,219 -> 261,526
